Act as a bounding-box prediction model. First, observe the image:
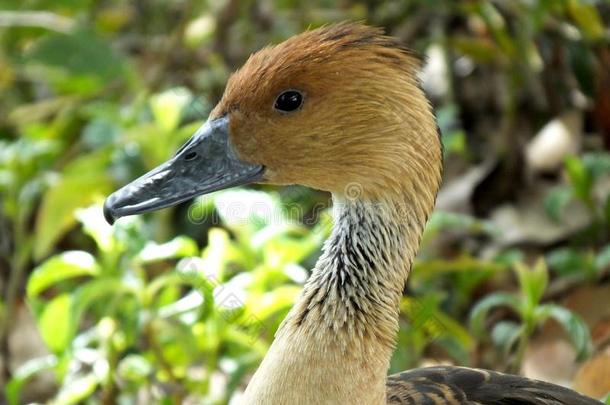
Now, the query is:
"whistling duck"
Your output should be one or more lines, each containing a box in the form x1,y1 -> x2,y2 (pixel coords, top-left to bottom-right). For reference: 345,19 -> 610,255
104,23 -> 600,404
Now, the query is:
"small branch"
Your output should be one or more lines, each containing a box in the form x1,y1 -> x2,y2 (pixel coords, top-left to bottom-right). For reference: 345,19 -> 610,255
0,11 -> 75,33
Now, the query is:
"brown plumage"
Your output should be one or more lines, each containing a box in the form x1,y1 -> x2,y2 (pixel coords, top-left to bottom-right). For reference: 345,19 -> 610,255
387,367 -> 598,404
219,23 -> 599,405
104,22 -> 601,404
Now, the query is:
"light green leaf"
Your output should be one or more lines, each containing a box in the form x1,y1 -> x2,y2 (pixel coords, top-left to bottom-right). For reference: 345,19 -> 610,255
546,248 -> 593,278
71,278 -> 138,323
150,87 -> 192,132
535,304 -> 592,361
117,354 -> 153,383
567,0 -> 605,41
137,236 -> 198,263
214,189 -> 285,234
491,321 -> 523,356
412,255 -> 505,280
424,211 -> 499,241
469,292 -> 520,336
74,204 -> 116,253
565,155 -> 592,203
38,293 -> 74,354
582,152 -> 610,180
514,259 -> 548,309
34,151 -> 112,259
595,245 -> 610,271
544,186 -> 572,222
429,311 -> 475,350
6,355 -> 57,405
26,30 -> 124,95
147,270 -> 215,319
54,374 -> 98,405
246,286 -> 300,321
184,15 -> 216,48
28,251 -> 99,298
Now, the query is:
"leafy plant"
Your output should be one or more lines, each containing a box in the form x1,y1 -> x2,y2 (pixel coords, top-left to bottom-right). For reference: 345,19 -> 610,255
8,191 -> 328,404
470,259 -> 592,373
545,152 -> 610,240
1,0 -> 608,401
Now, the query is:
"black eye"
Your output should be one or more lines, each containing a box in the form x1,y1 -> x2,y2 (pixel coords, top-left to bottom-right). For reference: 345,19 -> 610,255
274,90 -> 303,113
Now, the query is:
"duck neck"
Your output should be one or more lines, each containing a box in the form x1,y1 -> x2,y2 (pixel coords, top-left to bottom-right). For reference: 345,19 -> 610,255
243,191 -> 433,404
286,194 -> 426,345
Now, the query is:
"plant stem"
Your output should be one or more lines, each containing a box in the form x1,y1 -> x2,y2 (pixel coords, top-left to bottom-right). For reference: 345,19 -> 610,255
510,317 -> 534,374
0,207 -> 31,382
144,320 -> 186,404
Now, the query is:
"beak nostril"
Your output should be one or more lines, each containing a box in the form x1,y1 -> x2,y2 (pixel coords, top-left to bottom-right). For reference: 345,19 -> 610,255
184,151 -> 198,161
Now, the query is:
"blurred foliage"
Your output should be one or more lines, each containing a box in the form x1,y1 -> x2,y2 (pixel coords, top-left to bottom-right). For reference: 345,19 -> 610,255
1,0 -> 610,403
470,259 -> 591,372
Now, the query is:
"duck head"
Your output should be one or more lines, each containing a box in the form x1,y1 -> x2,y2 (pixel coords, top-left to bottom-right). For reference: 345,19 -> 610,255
104,22 -> 442,224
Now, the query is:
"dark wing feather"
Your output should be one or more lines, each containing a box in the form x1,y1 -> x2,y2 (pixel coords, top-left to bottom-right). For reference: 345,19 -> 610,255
387,366 -> 601,404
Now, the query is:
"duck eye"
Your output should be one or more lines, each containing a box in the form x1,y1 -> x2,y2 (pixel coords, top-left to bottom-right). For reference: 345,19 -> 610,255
274,90 -> 303,113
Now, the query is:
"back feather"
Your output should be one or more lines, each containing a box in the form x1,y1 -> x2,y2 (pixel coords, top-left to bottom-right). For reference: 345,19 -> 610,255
387,366 -> 601,404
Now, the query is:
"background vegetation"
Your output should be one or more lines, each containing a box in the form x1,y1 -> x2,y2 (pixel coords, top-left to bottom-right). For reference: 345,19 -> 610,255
1,0 -> 610,404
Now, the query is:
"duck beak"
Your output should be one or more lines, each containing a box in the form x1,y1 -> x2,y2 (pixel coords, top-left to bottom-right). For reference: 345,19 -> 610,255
103,116 -> 264,225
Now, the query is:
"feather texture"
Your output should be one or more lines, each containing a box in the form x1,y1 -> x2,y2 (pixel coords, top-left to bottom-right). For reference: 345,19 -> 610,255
387,366 -> 600,404
198,22 -> 599,405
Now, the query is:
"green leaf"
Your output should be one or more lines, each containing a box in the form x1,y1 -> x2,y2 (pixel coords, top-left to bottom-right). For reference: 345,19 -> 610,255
117,354 -> 153,384
493,249 -> 523,268
82,118 -> 121,148
34,151 -> 112,259
582,152 -> 610,180
54,374 -> 98,405
28,251 -> 100,298
546,248 -> 592,278
424,211 -> 499,242
149,87 -> 192,132
567,0 -> 605,41
147,269 -> 215,320
491,321 -> 524,356
565,155 -> 592,203
74,204 -> 117,253
469,292 -> 520,337
71,278 -> 137,324
137,236 -> 198,263
5,355 -> 57,405
429,310 -> 475,350
514,259 -> 548,310
26,30 -> 124,95
214,189 -> 286,235
544,186 -> 572,222
37,293 -> 74,354
535,304 -> 592,361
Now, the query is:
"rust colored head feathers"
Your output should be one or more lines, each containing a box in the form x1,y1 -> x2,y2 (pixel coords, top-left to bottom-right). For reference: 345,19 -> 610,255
214,22 -> 442,200
104,22 -> 442,223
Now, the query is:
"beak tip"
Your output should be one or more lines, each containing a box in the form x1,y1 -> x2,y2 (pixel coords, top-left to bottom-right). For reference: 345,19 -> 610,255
103,197 -> 117,225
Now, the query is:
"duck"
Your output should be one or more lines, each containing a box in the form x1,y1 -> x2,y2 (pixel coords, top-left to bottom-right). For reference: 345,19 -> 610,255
103,22 -> 600,405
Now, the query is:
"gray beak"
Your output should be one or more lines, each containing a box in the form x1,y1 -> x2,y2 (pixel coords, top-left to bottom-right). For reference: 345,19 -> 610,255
103,116 -> 264,224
